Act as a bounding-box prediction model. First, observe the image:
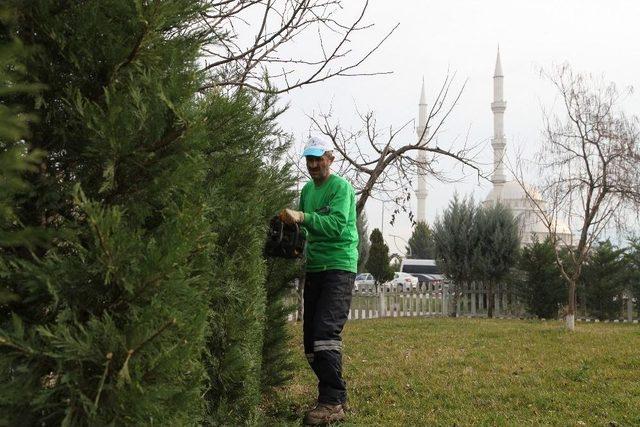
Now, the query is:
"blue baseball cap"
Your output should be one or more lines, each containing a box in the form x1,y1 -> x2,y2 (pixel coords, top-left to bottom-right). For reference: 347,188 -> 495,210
302,136 -> 333,157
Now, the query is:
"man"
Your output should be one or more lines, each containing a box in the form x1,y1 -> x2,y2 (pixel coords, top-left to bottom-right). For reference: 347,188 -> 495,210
279,136 -> 358,425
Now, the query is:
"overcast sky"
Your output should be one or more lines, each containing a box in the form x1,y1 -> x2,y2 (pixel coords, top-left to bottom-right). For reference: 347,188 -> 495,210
276,0 -> 640,254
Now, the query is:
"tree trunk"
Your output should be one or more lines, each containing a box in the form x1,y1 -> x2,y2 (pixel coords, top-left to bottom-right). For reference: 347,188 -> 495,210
451,282 -> 460,317
565,279 -> 576,331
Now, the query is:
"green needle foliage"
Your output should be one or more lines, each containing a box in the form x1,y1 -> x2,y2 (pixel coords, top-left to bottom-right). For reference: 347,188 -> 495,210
1,2 -> 298,425
433,195 -> 477,316
516,237 -> 567,319
407,221 -> 436,259
195,92 -> 297,423
581,240 -> 626,320
474,202 -> 520,318
434,198 -> 519,317
1,2 -> 214,424
625,239 -> 640,313
366,228 -> 393,286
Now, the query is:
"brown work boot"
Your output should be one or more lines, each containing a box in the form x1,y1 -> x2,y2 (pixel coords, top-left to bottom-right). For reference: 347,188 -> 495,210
303,402 -> 345,425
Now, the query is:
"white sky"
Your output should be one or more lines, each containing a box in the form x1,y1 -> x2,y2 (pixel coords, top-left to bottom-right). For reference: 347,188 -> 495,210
276,0 -> 640,254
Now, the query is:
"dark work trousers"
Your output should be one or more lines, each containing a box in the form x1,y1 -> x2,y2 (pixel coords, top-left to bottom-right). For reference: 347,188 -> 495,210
303,269 -> 355,405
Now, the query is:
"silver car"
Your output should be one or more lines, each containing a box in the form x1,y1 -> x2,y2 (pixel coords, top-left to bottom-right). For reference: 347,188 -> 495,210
354,273 -> 375,292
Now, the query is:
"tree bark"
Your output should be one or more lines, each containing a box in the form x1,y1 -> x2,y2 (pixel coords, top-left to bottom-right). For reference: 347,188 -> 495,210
565,279 -> 576,330
451,282 -> 460,317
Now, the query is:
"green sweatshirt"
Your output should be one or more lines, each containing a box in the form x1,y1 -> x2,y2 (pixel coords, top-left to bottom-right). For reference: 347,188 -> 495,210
299,174 -> 359,273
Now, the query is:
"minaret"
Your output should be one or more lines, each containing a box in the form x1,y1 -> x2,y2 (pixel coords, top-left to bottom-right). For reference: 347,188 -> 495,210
415,79 -> 428,223
491,48 -> 507,186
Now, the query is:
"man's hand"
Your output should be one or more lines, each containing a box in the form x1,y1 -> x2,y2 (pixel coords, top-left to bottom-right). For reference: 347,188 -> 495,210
279,208 -> 304,225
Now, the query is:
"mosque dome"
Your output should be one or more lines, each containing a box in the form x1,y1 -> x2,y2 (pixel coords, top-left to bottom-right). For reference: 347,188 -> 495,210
483,181 -> 544,207
483,181 -> 572,245
411,49 -> 573,246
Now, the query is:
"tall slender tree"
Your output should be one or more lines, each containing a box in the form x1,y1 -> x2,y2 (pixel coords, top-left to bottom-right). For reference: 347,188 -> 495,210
474,203 -> 520,318
516,237 -> 566,319
1,0 -> 393,424
1,2 -> 217,424
581,240 -> 626,320
433,195 -> 477,317
365,228 -> 393,287
407,221 -> 436,259
625,238 -> 640,316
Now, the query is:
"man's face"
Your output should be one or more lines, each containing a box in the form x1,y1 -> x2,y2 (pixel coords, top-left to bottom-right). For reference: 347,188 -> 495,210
306,152 -> 333,182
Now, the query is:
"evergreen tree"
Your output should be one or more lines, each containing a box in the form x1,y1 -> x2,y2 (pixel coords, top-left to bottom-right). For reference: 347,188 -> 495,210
474,203 -> 520,318
433,195 -> 477,316
194,91 -> 299,423
256,136 -> 299,396
261,258 -> 299,391
516,237 -> 566,319
0,6 -> 46,306
581,240 -> 625,320
365,229 -> 393,286
357,212 -> 371,273
624,239 -> 640,315
2,2 -> 229,424
407,221 -> 436,259
0,1 -> 348,425
389,255 -> 402,272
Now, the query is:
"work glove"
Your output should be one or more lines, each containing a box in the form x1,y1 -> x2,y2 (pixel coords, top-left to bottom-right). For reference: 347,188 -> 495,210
279,208 -> 304,225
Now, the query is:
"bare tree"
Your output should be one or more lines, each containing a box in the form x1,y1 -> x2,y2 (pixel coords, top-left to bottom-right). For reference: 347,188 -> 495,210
310,73 -> 485,221
197,0 -> 397,94
514,64 -> 640,331
195,2 -> 485,223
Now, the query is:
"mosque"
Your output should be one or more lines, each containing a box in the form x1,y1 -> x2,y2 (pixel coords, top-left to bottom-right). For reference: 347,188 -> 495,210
414,50 -> 572,246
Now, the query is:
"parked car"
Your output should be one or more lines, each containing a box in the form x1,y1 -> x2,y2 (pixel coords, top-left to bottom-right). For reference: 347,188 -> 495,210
383,272 -> 419,292
354,273 -> 375,292
410,273 -> 431,285
410,273 -> 447,291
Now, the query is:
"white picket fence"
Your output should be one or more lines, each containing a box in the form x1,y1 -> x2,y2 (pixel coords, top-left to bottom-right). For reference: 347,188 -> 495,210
287,281 -> 639,323
347,282 -> 528,320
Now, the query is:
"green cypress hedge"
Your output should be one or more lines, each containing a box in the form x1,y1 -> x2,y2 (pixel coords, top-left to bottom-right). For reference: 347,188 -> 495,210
1,2 -> 298,425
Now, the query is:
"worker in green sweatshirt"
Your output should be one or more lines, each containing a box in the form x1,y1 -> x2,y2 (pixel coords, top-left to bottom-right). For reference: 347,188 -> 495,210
279,135 -> 358,425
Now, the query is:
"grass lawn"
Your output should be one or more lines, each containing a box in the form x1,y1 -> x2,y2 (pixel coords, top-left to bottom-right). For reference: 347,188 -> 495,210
264,317 -> 640,426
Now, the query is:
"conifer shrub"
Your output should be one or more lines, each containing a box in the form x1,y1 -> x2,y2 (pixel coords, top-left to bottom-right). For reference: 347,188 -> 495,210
1,2 -> 213,424
193,91 -> 298,423
1,2 -> 299,425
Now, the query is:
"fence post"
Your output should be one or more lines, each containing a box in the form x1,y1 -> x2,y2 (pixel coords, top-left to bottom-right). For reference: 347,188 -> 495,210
426,283 -> 431,315
442,284 -> 448,316
379,285 -> 386,318
463,283 -> 469,315
471,282 -> 477,316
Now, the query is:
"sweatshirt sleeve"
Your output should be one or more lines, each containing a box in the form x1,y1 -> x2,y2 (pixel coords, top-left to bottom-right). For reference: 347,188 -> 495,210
302,181 -> 352,239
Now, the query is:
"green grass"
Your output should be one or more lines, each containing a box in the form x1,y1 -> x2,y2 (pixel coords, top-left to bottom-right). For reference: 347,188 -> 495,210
264,318 -> 640,426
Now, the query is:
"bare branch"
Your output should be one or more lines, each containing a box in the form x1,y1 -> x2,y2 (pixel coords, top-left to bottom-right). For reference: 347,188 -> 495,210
511,64 -> 640,329
306,72 -> 486,219
196,0 -> 397,94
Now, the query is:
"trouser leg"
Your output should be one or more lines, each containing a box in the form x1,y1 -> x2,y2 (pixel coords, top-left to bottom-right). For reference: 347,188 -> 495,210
303,274 -> 320,365
304,270 -> 354,405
